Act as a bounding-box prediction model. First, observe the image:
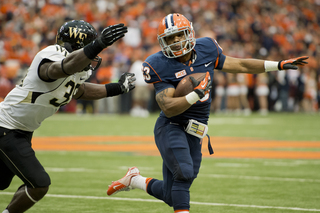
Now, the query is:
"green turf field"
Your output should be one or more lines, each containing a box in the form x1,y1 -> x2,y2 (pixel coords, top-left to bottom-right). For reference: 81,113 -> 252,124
1,112 -> 320,212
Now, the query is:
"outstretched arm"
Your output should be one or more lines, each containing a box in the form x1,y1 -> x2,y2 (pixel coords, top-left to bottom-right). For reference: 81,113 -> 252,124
39,24 -> 128,81
39,49 -> 92,81
73,82 -> 106,100
221,56 -> 309,74
74,73 -> 136,100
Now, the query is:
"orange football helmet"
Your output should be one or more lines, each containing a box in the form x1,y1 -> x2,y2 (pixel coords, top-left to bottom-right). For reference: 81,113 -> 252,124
157,13 -> 196,58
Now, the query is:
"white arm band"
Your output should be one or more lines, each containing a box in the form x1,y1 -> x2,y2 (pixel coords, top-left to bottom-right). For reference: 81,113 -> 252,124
264,61 -> 279,72
185,91 -> 200,105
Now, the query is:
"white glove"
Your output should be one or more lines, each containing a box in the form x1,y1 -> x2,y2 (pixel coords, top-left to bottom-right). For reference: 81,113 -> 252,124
118,73 -> 136,93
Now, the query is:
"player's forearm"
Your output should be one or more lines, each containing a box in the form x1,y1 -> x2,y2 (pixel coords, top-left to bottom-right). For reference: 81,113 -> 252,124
74,83 -> 107,100
156,89 -> 191,117
158,98 -> 191,118
222,56 -> 265,74
238,58 -> 266,74
222,55 -> 309,74
47,49 -> 92,79
75,73 -> 135,100
61,49 -> 92,75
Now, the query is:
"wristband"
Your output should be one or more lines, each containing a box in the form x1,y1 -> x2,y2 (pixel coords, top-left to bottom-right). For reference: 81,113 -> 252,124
105,83 -> 122,97
264,61 -> 279,72
185,91 -> 200,105
83,39 -> 104,60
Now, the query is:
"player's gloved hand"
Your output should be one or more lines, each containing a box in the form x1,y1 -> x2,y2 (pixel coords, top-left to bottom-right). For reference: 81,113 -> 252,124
97,24 -> 128,48
278,56 -> 309,70
83,24 -> 127,60
118,73 -> 136,93
189,72 -> 212,99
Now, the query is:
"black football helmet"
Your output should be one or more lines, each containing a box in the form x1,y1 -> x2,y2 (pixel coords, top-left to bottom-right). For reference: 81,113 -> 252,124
56,20 -> 101,71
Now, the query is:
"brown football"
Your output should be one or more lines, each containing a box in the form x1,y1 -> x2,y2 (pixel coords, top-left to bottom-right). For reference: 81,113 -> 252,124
173,72 -> 206,97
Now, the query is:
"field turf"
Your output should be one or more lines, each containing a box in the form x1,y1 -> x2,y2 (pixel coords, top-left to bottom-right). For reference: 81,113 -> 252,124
0,112 -> 319,212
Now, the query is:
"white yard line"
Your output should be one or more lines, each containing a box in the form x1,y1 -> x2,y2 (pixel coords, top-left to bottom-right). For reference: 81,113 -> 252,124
1,192 -> 319,212
201,173 -> 320,183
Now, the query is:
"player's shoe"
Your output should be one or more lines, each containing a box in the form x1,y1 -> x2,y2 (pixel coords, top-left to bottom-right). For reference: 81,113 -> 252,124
107,167 -> 140,196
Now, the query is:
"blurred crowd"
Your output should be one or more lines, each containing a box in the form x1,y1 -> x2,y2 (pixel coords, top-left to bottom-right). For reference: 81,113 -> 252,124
1,0 -> 319,116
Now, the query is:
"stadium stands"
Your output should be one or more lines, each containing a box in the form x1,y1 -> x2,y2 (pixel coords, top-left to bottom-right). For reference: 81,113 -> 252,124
1,0 -> 319,113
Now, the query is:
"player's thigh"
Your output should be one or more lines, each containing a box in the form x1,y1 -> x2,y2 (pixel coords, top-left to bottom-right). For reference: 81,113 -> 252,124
0,128 -> 50,188
187,134 -> 202,178
154,118 -> 194,179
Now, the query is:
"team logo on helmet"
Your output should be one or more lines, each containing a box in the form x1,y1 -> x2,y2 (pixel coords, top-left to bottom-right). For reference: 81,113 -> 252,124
69,27 -> 88,43
56,20 -> 98,52
55,20 -> 102,71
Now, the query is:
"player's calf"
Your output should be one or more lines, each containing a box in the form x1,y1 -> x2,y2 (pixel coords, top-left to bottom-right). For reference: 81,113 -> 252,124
6,185 -> 49,213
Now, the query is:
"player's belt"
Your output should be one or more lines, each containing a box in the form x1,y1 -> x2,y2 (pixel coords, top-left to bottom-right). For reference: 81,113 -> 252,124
172,120 -> 214,155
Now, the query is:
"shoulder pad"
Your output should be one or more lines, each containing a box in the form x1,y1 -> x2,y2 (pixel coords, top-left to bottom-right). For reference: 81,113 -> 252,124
36,45 -> 69,62
142,52 -> 166,84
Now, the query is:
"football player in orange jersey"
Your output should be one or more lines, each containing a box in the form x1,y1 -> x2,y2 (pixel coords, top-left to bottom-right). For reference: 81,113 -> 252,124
107,13 -> 308,213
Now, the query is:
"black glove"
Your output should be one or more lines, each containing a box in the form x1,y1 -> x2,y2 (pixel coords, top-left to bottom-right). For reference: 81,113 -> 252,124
278,56 -> 309,70
96,24 -> 128,48
118,73 -> 136,93
83,23 -> 128,60
190,72 -> 212,99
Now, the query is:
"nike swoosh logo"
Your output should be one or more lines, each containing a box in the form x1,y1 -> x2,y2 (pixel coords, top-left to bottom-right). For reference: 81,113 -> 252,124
113,185 -> 122,190
205,62 -> 212,67
201,79 -> 207,88
80,77 -> 86,80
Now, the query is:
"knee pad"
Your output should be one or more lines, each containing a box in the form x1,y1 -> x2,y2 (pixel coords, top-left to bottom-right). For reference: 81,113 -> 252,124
26,185 -> 49,202
173,163 -> 194,182
28,171 -> 51,188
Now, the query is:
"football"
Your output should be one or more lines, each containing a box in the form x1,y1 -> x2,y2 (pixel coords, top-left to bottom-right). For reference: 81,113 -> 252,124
173,72 -> 206,97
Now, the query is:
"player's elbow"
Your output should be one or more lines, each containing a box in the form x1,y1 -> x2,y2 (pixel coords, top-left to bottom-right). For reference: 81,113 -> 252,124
161,106 -> 181,118
163,110 -> 175,118
160,105 -> 172,117
156,95 -> 185,118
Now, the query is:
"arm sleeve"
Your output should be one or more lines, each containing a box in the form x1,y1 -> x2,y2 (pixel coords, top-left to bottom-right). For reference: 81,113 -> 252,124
210,38 -> 226,70
216,53 -> 226,70
153,81 -> 174,94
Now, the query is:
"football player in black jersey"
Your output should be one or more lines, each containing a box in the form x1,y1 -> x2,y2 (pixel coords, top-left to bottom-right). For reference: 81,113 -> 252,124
0,20 -> 135,213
